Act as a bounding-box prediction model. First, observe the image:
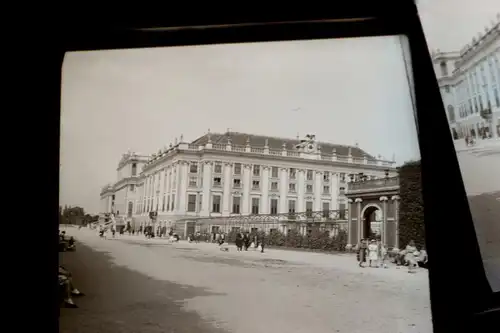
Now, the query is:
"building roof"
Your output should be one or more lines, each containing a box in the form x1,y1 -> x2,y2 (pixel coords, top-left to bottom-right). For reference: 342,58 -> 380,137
190,131 -> 374,159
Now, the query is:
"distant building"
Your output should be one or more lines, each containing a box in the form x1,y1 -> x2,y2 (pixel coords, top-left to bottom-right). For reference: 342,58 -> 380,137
100,131 -> 397,237
431,14 -> 500,140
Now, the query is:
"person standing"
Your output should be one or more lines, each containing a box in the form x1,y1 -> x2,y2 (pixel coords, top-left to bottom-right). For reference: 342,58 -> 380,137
405,240 -> 418,273
358,239 -> 368,267
368,240 -> 379,267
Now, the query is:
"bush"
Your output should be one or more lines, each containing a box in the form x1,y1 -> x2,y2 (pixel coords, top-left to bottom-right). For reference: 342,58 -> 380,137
398,160 -> 425,249
225,228 -> 348,252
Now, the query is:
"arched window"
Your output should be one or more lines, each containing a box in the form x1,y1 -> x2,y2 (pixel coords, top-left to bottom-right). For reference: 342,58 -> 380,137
440,61 -> 448,76
447,105 -> 455,123
131,163 -> 137,176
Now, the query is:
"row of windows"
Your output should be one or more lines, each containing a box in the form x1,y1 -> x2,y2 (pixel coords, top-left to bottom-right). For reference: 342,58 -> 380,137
188,176 -> 345,194
136,194 -> 346,216
190,162 -> 339,181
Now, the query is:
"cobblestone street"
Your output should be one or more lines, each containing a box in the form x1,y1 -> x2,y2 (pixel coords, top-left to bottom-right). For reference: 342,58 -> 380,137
60,228 -> 432,333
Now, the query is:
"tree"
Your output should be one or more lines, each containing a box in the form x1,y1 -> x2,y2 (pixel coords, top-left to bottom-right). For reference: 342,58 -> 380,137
398,160 -> 425,249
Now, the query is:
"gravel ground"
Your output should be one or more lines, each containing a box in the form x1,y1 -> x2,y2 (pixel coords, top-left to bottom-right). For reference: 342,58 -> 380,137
457,147 -> 500,291
60,228 -> 432,333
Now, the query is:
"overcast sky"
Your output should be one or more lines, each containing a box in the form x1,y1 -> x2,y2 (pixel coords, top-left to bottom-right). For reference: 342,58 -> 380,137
60,2 -> 499,214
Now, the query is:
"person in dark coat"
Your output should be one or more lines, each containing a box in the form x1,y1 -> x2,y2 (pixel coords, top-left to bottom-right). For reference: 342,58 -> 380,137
235,233 -> 243,251
357,239 -> 368,267
259,233 -> 266,253
243,233 -> 250,251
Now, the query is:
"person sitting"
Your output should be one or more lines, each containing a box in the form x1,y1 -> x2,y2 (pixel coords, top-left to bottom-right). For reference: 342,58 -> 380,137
66,237 -> 76,251
417,247 -> 428,269
59,266 -> 84,308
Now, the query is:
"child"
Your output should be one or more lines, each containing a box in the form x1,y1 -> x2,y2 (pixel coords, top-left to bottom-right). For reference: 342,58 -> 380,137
379,243 -> 388,268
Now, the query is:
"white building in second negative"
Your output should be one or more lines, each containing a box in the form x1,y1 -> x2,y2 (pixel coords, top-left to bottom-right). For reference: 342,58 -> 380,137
432,13 -> 500,140
100,131 -> 397,237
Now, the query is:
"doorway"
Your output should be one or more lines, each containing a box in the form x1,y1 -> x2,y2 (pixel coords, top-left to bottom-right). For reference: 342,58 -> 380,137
362,206 -> 381,240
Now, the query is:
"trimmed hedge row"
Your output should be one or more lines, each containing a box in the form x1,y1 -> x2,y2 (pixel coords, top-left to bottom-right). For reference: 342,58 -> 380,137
398,160 -> 425,249
226,229 -> 348,252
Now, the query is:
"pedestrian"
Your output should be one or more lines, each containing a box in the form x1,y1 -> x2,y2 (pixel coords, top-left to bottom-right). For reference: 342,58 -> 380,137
379,243 -> 388,268
357,239 -> 368,267
259,233 -> 266,253
368,239 -> 379,267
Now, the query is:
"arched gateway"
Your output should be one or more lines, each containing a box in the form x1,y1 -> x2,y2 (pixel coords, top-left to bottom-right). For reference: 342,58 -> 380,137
346,176 -> 401,250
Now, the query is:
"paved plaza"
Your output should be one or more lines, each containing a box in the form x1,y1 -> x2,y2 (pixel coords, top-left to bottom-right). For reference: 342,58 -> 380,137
59,228 -> 432,333
456,144 -> 500,291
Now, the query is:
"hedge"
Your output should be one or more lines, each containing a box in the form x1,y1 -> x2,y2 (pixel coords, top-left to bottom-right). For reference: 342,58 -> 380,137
225,228 -> 348,252
398,160 -> 425,249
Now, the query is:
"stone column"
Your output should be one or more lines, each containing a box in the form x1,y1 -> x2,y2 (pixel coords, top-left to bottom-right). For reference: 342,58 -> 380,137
174,163 -> 182,213
379,196 -> 388,245
222,162 -> 232,215
391,195 -> 401,251
165,167 -> 170,212
330,172 -> 339,211
279,168 -> 288,214
314,171 -> 322,212
355,198 -> 363,241
242,164 -> 252,215
261,166 -> 270,214
200,161 -> 212,216
178,161 -> 189,213
297,169 -> 305,214
346,198 -> 354,250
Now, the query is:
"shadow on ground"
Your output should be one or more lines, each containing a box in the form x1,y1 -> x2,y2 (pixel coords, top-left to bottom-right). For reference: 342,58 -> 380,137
59,243 -> 228,333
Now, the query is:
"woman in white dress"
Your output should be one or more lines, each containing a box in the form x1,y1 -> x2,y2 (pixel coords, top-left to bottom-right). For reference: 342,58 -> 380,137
368,240 -> 379,267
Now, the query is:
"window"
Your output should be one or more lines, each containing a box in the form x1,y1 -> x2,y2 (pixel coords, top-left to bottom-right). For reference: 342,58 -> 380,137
189,177 -> 198,187
252,180 -> 260,190
129,184 -> 135,191
322,202 -> 330,218
289,183 -> 296,192
323,172 -> 329,182
306,184 -> 313,193
486,91 -> 492,109
288,200 -> 296,219
190,163 -> 198,173
214,163 -> 222,174
445,85 -> 450,93
479,95 -> 484,110
271,167 -> 279,178
162,196 -> 166,211
132,163 -> 137,176
232,196 -> 241,214
323,185 -> 330,194
494,88 -> 500,107
447,105 -> 455,123
212,195 -> 221,213
306,201 -> 313,217
187,194 -> 197,212
307,170 -> 313,180
289,168 -> 296,179
199,194 -> 203,212
339,203 -> 346,219
253,165 -> 260,176
213,177 -> 222,187
112,195 -> 115,200
339,173 -> 345,182
271,181 -> 279,191
234,163 -> 242,175
270,199 -> 278,215
167,195 -> 170,211
440,61 -> 448,76
233,178 -> 241,188
171,194 -> 175,210
251,198 -> 260,214
339,187 -> 346,195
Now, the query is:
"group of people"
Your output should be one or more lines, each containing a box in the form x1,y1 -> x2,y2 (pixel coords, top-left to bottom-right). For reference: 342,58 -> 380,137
59,230 -> 84,308
235,232 -> 265,253
356,239 -> 428,273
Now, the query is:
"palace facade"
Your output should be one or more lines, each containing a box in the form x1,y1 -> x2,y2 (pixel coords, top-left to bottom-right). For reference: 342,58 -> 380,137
432,13 -> 500,140
100,131 -> 397,238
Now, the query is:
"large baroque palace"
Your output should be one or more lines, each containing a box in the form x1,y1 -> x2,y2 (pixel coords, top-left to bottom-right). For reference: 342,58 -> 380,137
432,13 -> 500,139
100,131 -> 397,238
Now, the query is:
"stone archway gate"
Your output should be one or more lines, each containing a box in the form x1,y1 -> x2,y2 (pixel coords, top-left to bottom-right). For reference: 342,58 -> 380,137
345,176 -> 401,250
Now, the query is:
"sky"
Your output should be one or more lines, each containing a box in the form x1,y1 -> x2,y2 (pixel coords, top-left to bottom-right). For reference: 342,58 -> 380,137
60,2 -> 499,214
